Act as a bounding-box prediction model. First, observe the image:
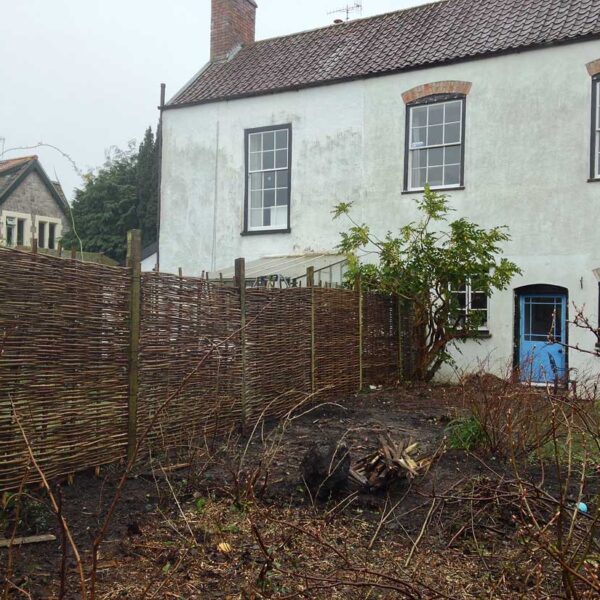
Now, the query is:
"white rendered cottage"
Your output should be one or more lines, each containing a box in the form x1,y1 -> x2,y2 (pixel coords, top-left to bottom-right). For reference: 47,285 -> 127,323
158,0 -> 600,382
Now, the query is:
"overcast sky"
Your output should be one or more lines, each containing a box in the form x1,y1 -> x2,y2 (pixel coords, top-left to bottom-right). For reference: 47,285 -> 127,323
0,0 -> 432,201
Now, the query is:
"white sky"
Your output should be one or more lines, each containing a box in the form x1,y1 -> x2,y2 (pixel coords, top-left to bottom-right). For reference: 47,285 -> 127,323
0,0 -> 433,201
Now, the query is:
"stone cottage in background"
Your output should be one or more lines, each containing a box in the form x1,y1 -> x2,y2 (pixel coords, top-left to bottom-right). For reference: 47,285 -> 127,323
0,155 -> 70,250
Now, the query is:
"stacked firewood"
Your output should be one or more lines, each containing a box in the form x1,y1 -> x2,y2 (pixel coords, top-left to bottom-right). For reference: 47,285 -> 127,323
349,434 -> 432,490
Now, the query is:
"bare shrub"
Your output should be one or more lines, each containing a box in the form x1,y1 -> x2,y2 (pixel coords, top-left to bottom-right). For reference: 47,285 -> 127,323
509,393 -> 600,599
459,372 -> 558,459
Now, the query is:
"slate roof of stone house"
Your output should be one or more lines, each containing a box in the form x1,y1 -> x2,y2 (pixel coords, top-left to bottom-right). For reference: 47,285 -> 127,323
0,155 -> 70,216
51,180 -> 68,206
0,156 -> 36,199
168,0 -> 600,108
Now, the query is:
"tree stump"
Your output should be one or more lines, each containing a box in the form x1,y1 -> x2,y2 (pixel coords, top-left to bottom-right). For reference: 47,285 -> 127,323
300,440 -> 351,499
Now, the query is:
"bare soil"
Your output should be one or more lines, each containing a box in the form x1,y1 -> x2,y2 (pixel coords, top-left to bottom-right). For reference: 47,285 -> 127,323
0,385 -> 587,599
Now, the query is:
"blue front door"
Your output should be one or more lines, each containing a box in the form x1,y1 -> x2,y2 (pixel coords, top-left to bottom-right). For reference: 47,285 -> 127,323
519,294 -> 567,383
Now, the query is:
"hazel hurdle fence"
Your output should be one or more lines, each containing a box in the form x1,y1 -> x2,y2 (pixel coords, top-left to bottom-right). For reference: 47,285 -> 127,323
0,231 -> 412,491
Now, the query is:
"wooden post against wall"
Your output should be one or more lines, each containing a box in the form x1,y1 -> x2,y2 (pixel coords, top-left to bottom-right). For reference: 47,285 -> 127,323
126,230 -> 142,462
307,267 -> 316,393
234,258 -> 247,429
397,295 -> 404,381
355,274 -> 363,391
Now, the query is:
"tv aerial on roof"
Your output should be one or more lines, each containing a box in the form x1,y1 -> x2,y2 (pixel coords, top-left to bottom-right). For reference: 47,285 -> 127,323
328,2 -> 363,22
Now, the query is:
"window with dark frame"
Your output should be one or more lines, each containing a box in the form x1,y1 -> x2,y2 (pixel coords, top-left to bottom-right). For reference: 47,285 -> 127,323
245,125 -> 291,233
5,218 -> 15,246
38,221 -> 46,249
450,279 -> 489,332
593,76 -> 600,180
48,223 -> 56,250
16,219 -> 25,246
405,95 -> 465,191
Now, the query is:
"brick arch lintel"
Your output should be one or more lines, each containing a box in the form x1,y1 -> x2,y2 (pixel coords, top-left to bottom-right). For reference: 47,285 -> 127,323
401,81 -> 472,104
586,59 -> 600,77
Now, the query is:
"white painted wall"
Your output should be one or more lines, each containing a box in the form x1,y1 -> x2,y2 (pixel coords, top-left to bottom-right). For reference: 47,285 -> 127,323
160,40 -> 600,380
142,252 -> 158,272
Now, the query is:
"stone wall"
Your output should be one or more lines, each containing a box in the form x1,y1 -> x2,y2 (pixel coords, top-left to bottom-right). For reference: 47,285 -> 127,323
0,171 -> 70,246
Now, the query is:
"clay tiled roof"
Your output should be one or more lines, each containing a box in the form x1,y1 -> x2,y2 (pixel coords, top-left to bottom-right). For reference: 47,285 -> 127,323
169,0 -> 600,108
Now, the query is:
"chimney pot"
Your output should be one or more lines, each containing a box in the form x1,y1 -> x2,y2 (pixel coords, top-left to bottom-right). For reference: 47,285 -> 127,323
211,0 -> 257,61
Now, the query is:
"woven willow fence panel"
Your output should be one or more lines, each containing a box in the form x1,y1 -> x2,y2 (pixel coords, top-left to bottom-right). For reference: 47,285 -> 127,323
363,293 -> 399,385
246,288 -> 313,422
0,248 -> 130,490
138,273 -> 243,449
0,246 -> 408,491
314,288 -> 361,397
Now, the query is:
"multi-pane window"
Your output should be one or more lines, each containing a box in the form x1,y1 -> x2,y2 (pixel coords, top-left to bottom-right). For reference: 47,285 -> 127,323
3,216 -> 28,247
407,97 -> 464,191
246,126 -> 291,232
523,296 -> 563,342
36,219 -> 60,249
451,280 -> 489,331
593,78 -> 600,179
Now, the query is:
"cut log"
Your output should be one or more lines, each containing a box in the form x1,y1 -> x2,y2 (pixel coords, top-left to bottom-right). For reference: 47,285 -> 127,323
351,435 -> 432,491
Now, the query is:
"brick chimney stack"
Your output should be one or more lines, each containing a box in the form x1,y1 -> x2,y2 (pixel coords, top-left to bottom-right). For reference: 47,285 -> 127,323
211,0 -> 257,61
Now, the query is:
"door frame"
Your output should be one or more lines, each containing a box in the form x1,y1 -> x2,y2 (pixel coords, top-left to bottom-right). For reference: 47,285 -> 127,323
513,284 -> 569,383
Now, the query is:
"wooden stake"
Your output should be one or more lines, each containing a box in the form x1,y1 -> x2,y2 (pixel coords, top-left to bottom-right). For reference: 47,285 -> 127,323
355,274 -> 363,391
234,258 -> 247,429
397,295 -> 404,381
126,230 -> 142,462
0,534 -> 56,548
70,246 -> 77,260
307,267 -> 316,393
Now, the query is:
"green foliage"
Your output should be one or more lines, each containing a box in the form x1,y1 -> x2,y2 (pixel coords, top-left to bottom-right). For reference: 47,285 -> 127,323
446,416 -> 485,451
136,127 -> 160,247
194,497 -> 207,513
62,127 -> 159,263
1,495 -> 53,536
334,186 -> 521,380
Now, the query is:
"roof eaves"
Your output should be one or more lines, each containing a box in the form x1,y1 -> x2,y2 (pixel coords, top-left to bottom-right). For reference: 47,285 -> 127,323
163,31 -> 600,111
0,158 -> 71,218
0,159 -> 37,206
165,60 -> 214,107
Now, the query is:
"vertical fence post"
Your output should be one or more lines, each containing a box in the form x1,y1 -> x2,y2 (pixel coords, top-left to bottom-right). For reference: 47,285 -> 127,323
234,258 -> 247,429
126,230 -> 142,462
307,267 -> 316,394
397,295 -> 405,381
355,274 -> 363,391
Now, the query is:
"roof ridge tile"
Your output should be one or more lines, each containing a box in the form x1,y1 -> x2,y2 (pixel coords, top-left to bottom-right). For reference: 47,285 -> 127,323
169,0 -> 600,108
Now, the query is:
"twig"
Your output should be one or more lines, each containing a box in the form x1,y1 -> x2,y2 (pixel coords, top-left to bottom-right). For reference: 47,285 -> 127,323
10,402 -> 87,598
404,498 -> 438,567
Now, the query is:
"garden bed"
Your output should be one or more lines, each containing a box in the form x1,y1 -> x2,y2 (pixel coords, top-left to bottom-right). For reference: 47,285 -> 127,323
1,383 -> 597,598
